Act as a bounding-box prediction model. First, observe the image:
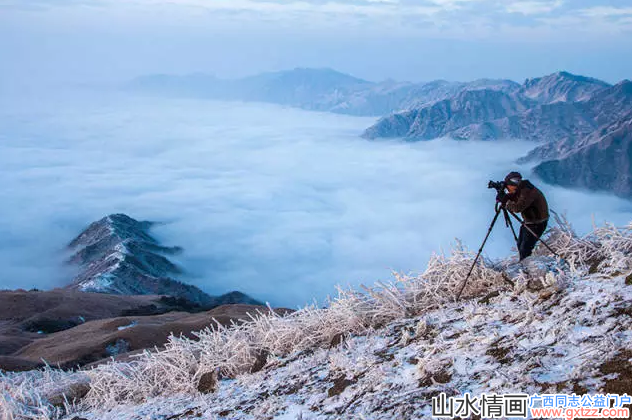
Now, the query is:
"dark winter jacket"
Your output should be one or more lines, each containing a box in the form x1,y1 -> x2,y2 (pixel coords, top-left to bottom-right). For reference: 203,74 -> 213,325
505,180 -> 549,224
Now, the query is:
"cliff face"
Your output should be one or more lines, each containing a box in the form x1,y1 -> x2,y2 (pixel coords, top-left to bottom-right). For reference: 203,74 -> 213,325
534,116 -> 632,197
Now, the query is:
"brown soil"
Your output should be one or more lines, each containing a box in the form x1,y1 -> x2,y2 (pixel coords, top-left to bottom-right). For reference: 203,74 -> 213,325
599,350 -> 632,396
418,368 -> 453,387
328,375 -> 356,397
486,337 -> 513,365
0,289 -> 292,371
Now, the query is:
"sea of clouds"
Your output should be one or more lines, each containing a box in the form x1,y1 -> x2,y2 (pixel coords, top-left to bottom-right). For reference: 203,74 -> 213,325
1,89 -> 631,307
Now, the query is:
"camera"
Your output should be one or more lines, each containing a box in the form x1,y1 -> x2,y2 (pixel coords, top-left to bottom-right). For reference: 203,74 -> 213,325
488,180 -> 506,192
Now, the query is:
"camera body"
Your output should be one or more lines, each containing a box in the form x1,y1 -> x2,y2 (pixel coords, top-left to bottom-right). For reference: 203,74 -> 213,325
488,180 -> 506,192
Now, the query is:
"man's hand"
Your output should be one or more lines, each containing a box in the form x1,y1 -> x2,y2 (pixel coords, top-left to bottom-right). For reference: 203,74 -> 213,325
496,190 -> 509,205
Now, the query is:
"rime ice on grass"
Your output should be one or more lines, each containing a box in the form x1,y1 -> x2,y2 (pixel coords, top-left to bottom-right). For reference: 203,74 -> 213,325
2,219 -> 632,420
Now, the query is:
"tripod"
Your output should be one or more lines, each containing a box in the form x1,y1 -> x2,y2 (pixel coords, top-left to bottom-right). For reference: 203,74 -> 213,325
455,203 -> 558,301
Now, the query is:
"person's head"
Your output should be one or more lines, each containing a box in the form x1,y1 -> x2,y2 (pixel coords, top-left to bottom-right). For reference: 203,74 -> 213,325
504,171 -> 522,193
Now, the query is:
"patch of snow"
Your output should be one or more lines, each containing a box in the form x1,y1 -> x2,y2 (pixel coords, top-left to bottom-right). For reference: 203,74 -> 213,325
117,321 -> 137,331
273,404 -> 309,420
79,273 -> 115,292
113,242 -> 129,255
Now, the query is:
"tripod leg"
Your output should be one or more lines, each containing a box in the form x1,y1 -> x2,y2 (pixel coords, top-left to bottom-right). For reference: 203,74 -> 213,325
503,209 -> 519,246
506,210 -> 559,258
456,207 -> 502,301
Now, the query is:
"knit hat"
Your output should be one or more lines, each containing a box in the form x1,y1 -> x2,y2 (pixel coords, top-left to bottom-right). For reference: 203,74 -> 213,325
504,171 -> 522,186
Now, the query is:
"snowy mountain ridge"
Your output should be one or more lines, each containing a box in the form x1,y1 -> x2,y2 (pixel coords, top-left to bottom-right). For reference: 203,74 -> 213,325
66,213 -> 262,307
66,214 -> 214,305
2,216 -> 632,419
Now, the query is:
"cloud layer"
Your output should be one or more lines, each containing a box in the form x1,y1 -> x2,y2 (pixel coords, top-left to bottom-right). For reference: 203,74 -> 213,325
1,89 -> 631,307
3,0 -> 632,36
2,0 -> 631,87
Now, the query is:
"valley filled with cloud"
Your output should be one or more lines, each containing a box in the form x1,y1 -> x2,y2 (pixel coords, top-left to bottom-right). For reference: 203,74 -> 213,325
1,90 -> 630,306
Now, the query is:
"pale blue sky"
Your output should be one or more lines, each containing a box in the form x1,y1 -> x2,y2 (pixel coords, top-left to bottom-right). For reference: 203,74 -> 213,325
1,0 -> 631,85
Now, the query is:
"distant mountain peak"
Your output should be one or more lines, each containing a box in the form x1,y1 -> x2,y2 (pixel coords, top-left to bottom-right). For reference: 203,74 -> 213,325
66,214 -> 210,304
69,213 -> 156,252
613,79 -> 632,94
291,67 -> 347,74
65,214 -> 264,308
521,71 -> 610,104
554,70 -> 609,84
263,67 -> 370,85
527,70 -> 608,84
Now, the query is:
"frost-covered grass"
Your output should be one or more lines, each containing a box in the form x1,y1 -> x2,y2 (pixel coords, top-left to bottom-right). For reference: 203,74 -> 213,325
0,368 -> 89,420
537,213 -> 632,276
2,219 -> 632,420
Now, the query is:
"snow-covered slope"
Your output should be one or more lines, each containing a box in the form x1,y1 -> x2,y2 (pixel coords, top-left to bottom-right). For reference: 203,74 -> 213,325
3,218 -> 632,419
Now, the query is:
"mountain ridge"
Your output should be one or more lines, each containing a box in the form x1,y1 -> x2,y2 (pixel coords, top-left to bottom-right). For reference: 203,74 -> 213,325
127,67 -> 632,196
363,71 -> 614,141
66,213 -> 262,307
127,68 -> 523,117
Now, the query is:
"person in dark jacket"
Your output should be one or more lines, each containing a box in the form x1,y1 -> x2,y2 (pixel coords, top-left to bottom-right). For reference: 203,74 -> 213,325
497,171 -> 550,260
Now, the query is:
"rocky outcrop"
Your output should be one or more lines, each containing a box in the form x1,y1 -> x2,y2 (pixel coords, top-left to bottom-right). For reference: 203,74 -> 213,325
451,100 -> 597,142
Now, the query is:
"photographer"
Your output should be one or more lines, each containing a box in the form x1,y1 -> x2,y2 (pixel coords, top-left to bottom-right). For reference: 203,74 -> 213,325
496,172 -> 550,261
